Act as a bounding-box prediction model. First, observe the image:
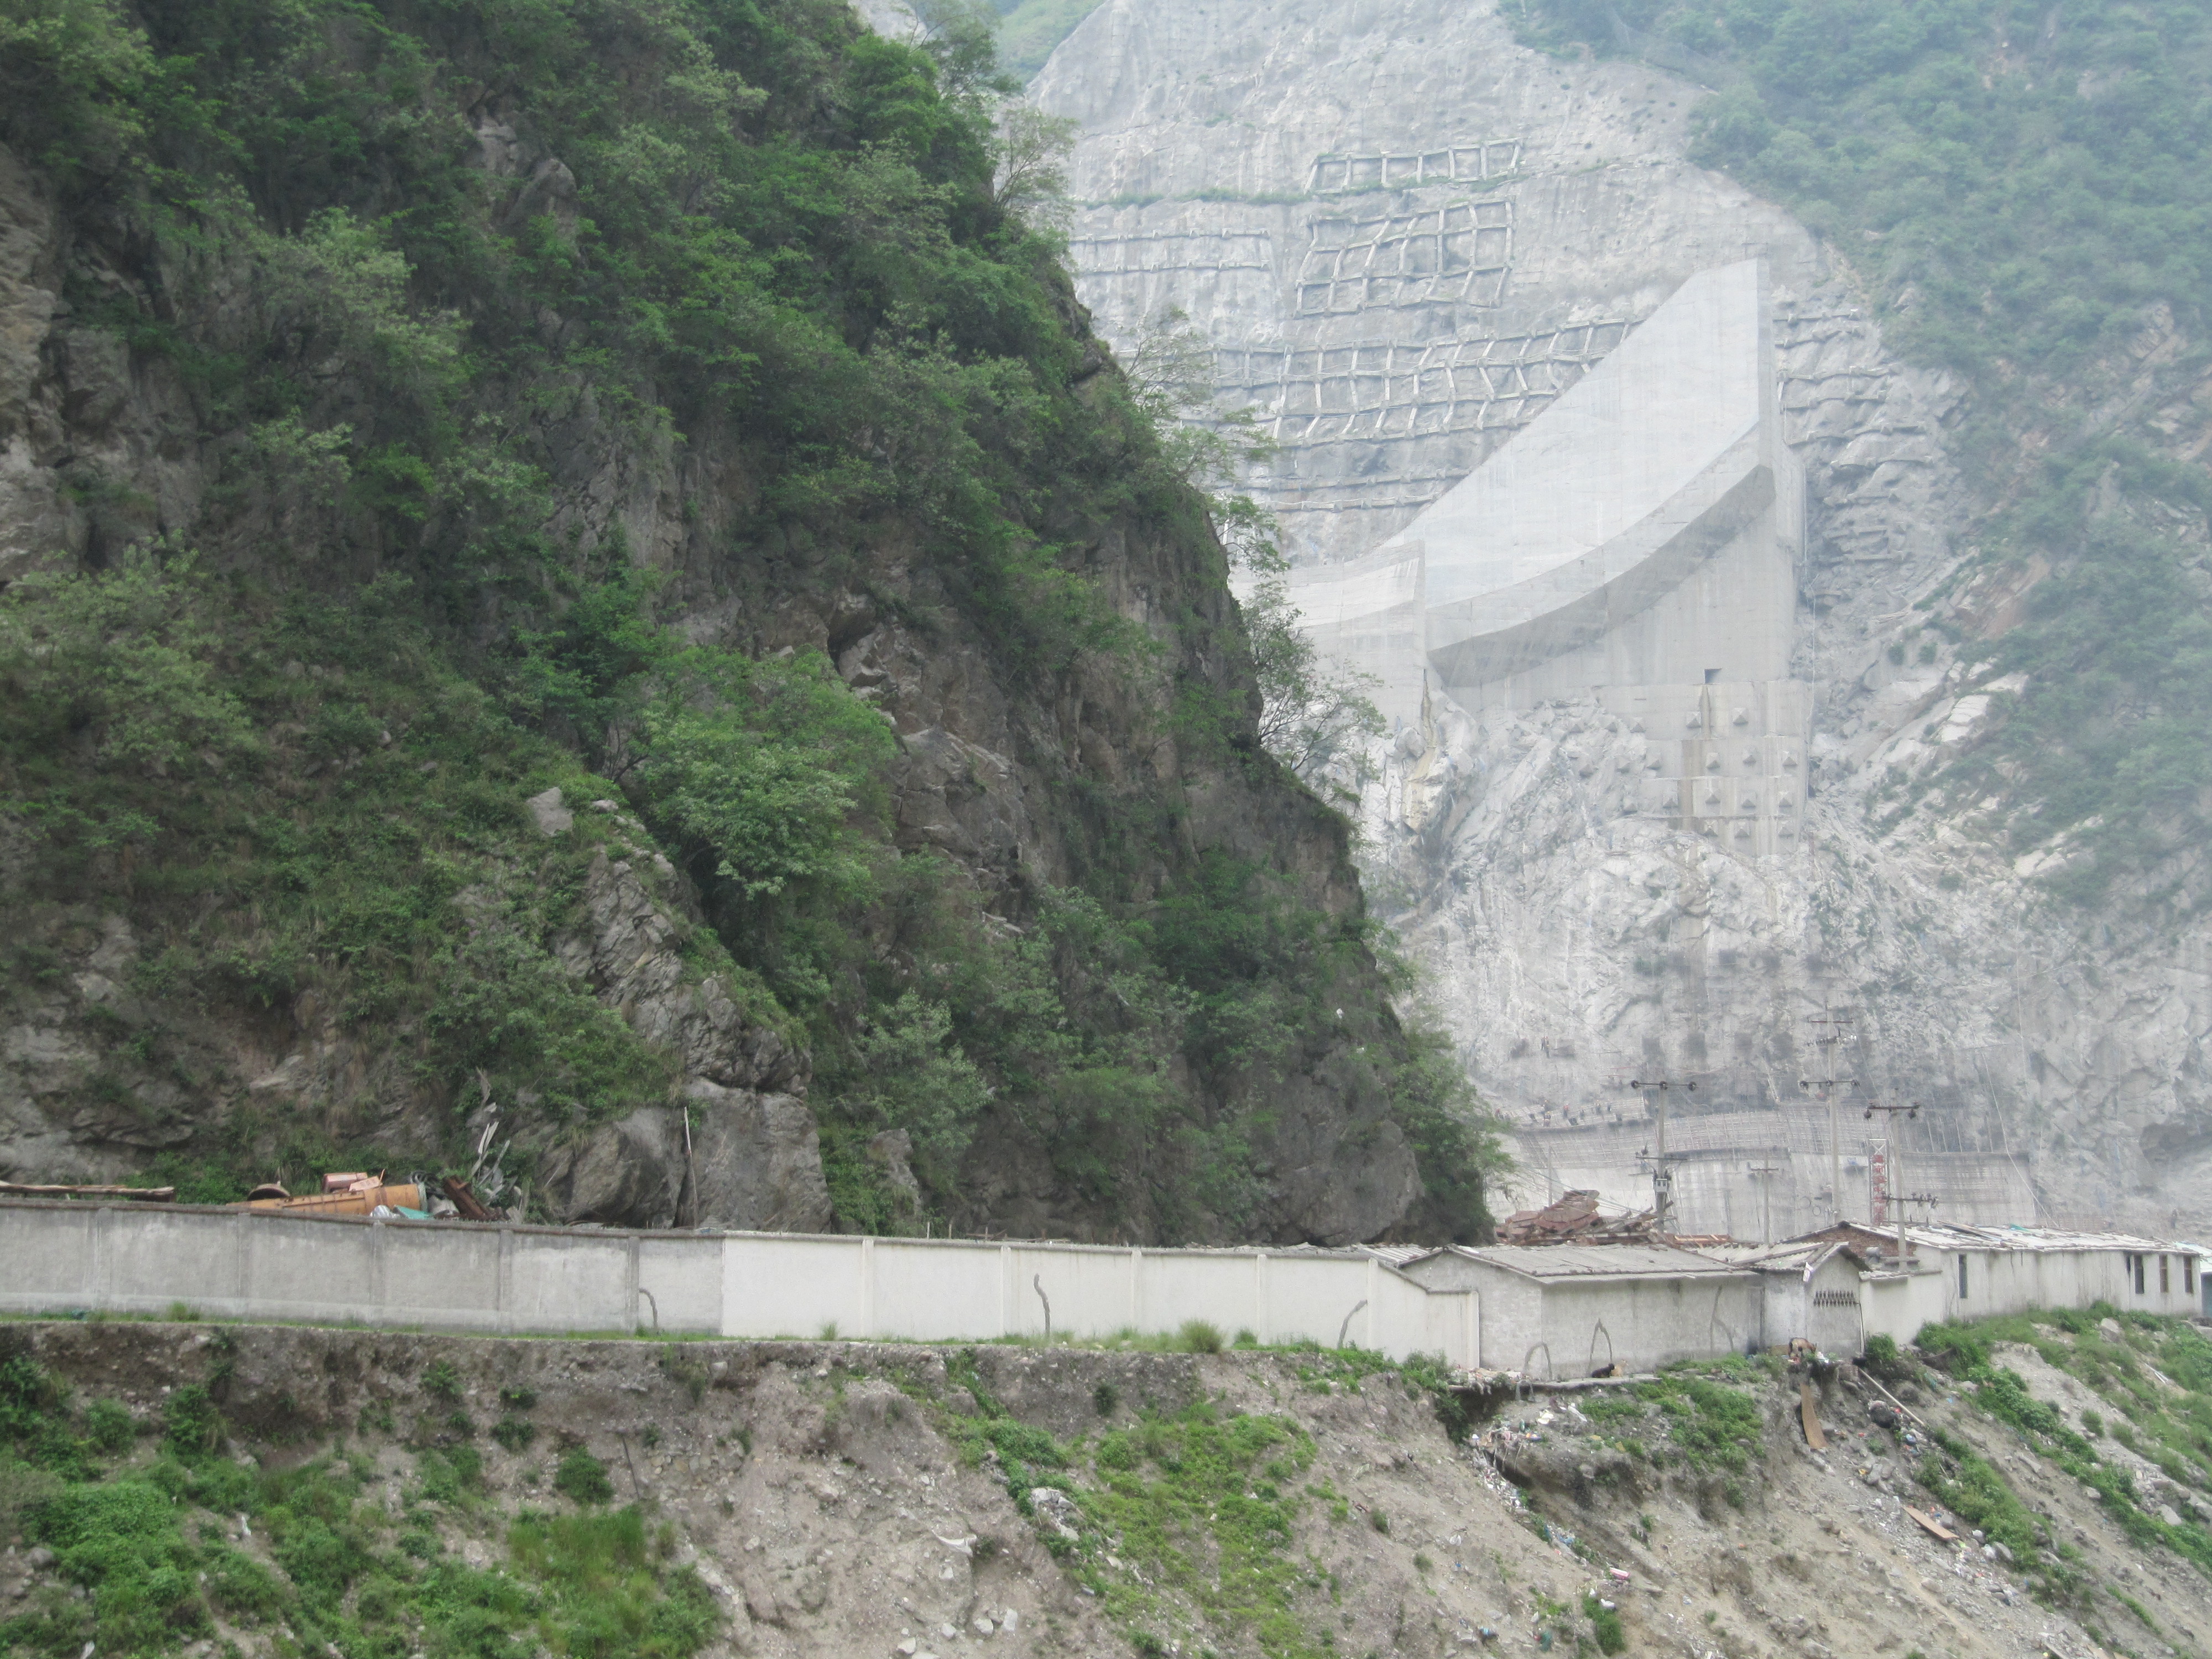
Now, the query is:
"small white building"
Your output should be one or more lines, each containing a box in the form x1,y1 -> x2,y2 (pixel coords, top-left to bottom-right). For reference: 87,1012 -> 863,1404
1400,1243 -> 1761,1378
1700,1237 -> 1873,1356
1794,1224 -> 2202,1346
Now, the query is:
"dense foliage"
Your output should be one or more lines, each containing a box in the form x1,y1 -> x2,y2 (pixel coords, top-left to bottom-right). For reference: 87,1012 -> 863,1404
1519,0 -> 2212,902
0,1355 -> 714,1659
0,0 -> 1496,1236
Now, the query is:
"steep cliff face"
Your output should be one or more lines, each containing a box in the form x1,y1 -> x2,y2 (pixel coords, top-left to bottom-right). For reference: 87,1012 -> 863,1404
0,0 -> 1491,1243
1035,0 -> 2212,1236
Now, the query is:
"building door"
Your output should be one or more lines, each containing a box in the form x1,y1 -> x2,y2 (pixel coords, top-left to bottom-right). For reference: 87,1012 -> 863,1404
1811,1287 -> 1862,1358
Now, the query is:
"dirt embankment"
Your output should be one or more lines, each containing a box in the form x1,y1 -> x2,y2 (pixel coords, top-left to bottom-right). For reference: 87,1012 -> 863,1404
1,1323 -> 2205,1659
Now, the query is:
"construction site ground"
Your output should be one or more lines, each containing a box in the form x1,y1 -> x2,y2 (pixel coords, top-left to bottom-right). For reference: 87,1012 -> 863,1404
1,1318 -> 2208,1659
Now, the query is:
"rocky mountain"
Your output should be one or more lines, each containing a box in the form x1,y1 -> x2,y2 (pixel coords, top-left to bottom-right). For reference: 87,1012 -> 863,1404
1032,0 -> 2212,1238
0,0 -> 1495,1244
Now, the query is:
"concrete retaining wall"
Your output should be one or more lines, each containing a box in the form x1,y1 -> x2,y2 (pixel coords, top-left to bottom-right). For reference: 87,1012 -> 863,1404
0,1201 -> 1477,1365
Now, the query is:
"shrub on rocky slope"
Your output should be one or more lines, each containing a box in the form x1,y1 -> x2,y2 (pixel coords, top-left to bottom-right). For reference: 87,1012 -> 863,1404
0,0 -> 1498,1240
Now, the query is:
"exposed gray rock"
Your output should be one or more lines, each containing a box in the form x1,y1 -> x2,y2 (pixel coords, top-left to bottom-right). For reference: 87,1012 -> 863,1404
525,787 -> 574,836
1037,0 -> 2210,1238
525,847 -> 823,1228
533,1083 -> 830,1233
552,848 -> 802,1094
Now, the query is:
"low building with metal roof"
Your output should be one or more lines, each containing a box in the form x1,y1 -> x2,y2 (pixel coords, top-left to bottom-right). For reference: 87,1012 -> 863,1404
1397,1243 -> 1761,1378
1697,1224 -> 2205,1349
1782,1223 -> 2206,1345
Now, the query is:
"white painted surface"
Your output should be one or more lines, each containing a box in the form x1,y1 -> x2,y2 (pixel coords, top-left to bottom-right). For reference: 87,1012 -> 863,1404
0,1202 -> 1477,1365
1860,1241 -> 2202,1344
1400,1245 -> 1760,1375
1378,262 -> 1764,609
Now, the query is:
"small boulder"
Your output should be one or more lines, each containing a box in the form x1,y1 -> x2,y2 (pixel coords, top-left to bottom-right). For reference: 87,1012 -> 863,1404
2159,1504 -> 2184,1527
525,787 -> 573,836
1030,1488 -> 1081,1540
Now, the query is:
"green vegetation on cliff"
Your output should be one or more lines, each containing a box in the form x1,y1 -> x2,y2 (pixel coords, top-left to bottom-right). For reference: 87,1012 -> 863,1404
1521,0 -> 2212,903
0,0 -> 1496,1236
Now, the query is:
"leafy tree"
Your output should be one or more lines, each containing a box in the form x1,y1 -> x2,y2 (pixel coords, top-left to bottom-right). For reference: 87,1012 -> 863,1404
0,550 -> 258,777
1244,572 -> 1384,804
628,648 -> 896,904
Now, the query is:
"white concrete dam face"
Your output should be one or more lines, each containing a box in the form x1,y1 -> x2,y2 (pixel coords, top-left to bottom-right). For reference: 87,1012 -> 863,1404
1283,259 -> 1798,726
1384,261 -> 1767,613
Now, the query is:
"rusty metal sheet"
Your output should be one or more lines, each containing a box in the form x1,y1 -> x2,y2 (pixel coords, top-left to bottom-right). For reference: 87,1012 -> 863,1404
1799,1380 -> 1827,1451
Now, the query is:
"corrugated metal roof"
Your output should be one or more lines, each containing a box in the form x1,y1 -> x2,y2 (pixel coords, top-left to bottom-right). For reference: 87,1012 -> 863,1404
1697,1238 -> 1864,1277
1815,1223 -> 2182,1254
1359,1244 -> 1436,1266
1446,1243 -> 1755,1281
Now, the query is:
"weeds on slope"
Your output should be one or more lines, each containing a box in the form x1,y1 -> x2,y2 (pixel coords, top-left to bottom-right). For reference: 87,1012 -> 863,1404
925,1348 -> 1341,1659
1918,1307 -> 2212,1587
1558,1362 -> 1771,1489
0,1355 -> 714,1658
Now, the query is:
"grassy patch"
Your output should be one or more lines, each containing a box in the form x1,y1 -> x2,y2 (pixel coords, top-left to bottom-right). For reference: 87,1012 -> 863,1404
922,1350 -> 1339,1656
1917,1307 -> 2212,1590
0,1357 -> 713,1659
1632,1372 -> 1766,1474
1085,1405 -> 1326,1658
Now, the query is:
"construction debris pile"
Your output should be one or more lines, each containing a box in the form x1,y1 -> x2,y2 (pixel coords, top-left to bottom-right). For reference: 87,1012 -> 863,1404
1495,1190 -> 1662,1245
0,1168 -> 505,1219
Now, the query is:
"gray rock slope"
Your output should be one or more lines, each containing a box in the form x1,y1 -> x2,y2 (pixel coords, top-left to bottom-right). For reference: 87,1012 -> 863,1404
1036,0 -> 2212,1237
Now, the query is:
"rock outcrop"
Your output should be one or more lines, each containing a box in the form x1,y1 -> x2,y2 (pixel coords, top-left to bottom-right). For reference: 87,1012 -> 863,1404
0,0 -> 1466,1245
1035,0 -> 2210,1236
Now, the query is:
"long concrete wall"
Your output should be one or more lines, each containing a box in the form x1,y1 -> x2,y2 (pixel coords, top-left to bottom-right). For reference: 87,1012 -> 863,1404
0,1202 -> 1478,1366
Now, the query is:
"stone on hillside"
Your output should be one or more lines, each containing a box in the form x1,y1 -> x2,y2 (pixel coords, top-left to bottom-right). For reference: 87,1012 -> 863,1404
525,787 -> 573,836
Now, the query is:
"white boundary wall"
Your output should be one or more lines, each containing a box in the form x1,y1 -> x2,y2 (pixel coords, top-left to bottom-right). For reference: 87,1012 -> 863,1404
0,1201 -> 1477,1366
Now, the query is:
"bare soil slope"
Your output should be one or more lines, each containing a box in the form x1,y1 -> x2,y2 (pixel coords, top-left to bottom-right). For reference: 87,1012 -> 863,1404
2,1322 -> 2206,1659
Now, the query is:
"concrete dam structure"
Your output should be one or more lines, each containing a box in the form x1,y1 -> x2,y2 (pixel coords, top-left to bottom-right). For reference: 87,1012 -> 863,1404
1286,259 -> 1811,859
1038,0 -> 2212,1238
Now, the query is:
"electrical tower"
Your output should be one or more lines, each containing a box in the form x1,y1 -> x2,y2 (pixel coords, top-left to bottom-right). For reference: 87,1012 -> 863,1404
1799,1010 -> 1859,1226
1626,1076 -> 1693,1233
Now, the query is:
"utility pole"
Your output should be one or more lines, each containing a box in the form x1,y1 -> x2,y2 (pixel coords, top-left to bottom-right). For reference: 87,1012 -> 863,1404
1865,1101 -> 1922,1269
1746,1160 -> 1780,1245
1800,1011 -> 1858,1227
1626,1077 -> 1693,1234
